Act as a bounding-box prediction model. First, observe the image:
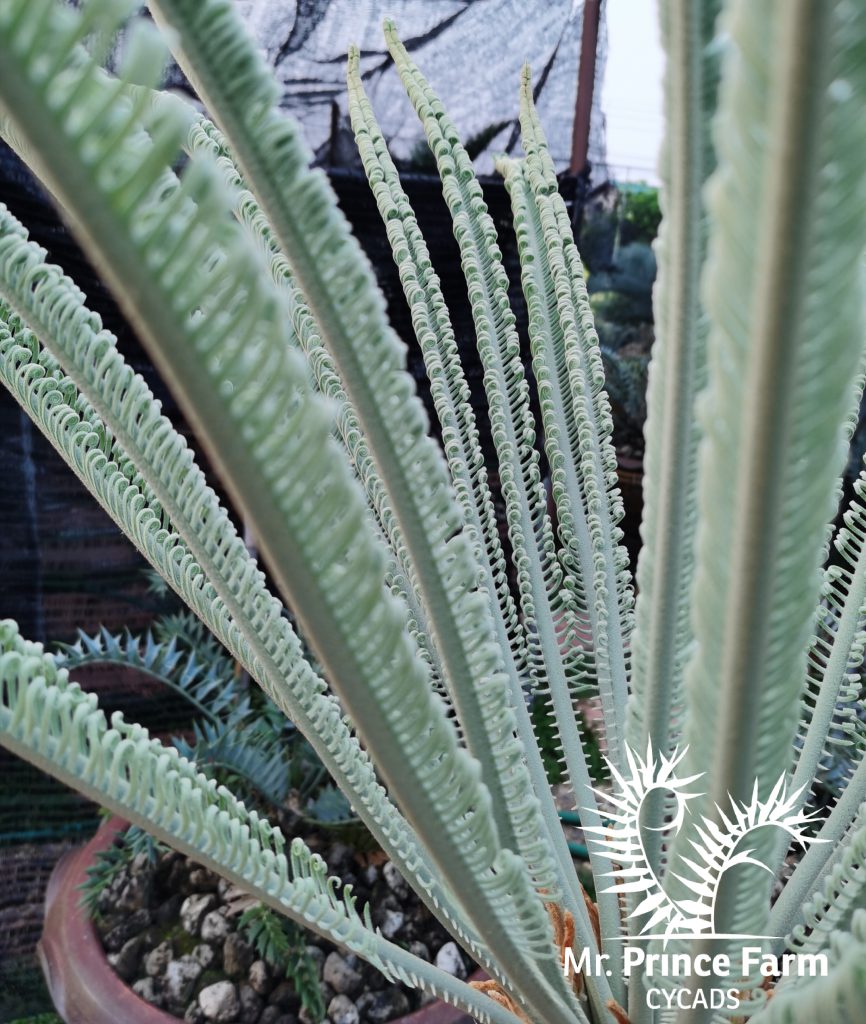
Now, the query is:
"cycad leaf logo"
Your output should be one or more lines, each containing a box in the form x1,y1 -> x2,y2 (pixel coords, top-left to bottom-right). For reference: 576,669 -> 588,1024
583,744 -> 825,940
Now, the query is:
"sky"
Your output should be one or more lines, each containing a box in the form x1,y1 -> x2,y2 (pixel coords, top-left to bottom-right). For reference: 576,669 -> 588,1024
600,0 -> 665,185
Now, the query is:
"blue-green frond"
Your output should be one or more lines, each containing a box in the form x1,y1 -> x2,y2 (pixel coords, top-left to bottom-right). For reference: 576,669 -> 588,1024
0,621 -> 522,1024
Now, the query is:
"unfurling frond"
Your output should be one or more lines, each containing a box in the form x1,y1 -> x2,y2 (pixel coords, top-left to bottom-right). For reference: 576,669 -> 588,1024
749,912 -> 866,1023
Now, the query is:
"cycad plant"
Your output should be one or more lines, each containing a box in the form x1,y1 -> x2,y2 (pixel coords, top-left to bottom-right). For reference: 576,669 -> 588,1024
0,1 -> 865,1022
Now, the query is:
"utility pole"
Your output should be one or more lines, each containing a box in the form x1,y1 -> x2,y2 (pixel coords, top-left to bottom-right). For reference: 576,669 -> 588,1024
570,0 -> 603,177
570,0 -> 603,237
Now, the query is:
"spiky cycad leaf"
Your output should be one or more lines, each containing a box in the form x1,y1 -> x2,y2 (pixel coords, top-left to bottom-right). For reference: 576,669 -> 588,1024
793,466 -> 866,797
769,735 -> 866,947
344,45 -> 529,713
384,25 -> 615,755
664,0 -> 866,997
626,0 -> 721,816
56,626 -> 241,725
497,152 -> 631,988
0,621 -> 520,1024
0,229 -> 479,962
377,37 -> 628,1004
183,115 -> 444,689
0,6 -> 581,1018
748,912 -> 866,1023
143,3 -> 561,909
57,622 -> 295,809
173,718 -> 292,809
511,71 -> 634,764
344,44 -> 600,953
780,800 -> 866,960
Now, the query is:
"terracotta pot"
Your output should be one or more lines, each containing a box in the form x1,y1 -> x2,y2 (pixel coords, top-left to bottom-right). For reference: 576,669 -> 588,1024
39,817 -> 476,1024
38,817 -> 179,1024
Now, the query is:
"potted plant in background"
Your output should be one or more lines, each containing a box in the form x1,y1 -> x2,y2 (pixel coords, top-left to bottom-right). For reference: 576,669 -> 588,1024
39,611 -> 478,1024
1,1 -> 866,1024
579,183 -> 661,566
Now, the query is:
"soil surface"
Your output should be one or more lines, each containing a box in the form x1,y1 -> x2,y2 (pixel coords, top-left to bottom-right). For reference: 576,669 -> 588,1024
92,818 -> 474,1024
